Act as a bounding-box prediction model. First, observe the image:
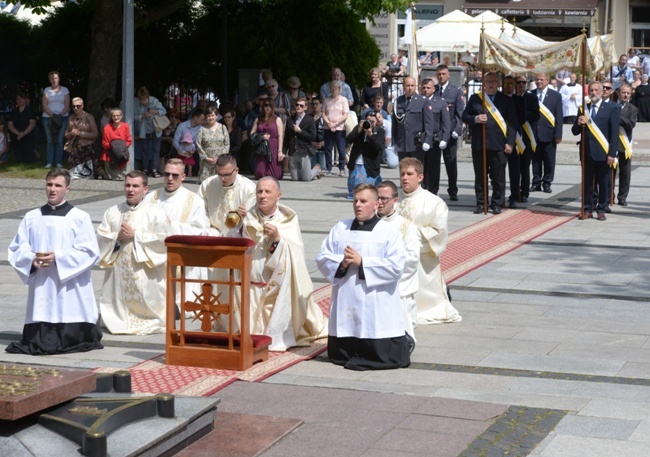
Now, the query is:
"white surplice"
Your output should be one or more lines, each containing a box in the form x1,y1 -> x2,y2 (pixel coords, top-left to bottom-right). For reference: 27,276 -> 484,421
241,204 -> 327,351
145,187 -> 208,236
8,204 -> 100,324
398,186 -> 462,324
198,174 -> 256,237
381,211 -> 419,339
145,187 -> 208,306
97,201 -> 171,335
559,83 -> 583,118
316,219 -> 406,339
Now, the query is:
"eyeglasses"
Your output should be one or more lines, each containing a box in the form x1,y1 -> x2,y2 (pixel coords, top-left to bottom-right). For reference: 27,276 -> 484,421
378,196 -> 394,203
503,82 -> 515,86
603,86 -> 612,90
217,169 -> 235,178
296,103 -> 306,107
516,81 -> 527,84
73,105 -> 82,108
163,172 -> 181,179
263,104 -> 273,108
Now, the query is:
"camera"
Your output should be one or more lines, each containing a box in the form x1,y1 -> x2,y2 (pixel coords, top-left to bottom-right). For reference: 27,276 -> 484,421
362,120 -> 371,130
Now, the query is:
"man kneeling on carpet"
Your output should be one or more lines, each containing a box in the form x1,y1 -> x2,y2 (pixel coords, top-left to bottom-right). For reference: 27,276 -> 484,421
240,176 -> 328,351
7,168 -> 103,355
316,183 -> 411,370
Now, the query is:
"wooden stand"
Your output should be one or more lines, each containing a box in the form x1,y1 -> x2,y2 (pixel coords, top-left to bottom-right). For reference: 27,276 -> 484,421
164,236 -> 271,371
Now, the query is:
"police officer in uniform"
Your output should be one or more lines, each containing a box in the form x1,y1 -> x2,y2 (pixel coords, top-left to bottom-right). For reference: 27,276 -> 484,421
420,77 -> 451,195
435,64 -> 465,201
392,76 -> 434,165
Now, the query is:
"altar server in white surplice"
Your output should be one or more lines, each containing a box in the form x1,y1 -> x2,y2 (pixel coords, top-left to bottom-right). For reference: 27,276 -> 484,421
198,154 -> 256,237
397,158 -> 461,324
97,170 -> 172,335
241,177 -> 327,351
145,158 -> 208,309
6,168 -> 103,355
376,180 -> 419,343
316,183 -> 410,371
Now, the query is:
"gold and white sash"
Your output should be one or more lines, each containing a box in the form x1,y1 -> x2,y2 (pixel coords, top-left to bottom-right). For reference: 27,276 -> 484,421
515,133 -> 525,155
478,92 -> 507,137
522,121 -> 537,153
539,102 -> 556,127
580,106 -> 609,155
619,126 -> 632,159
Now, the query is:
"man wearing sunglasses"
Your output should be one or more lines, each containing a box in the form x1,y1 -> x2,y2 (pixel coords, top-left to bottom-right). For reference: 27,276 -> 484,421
145,158 -> 208,316
285,97 -> 322,181
514,76 -> 540,204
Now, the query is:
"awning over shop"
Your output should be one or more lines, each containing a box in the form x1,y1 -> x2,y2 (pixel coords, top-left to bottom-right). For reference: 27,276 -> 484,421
463,0 -> 597,18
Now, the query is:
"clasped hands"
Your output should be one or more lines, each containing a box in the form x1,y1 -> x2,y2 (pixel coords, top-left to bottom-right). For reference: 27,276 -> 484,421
117,222 -> 135,243
341,245 -> 361,269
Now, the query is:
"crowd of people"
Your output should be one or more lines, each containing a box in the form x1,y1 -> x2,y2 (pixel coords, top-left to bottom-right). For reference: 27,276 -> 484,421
2,54 -> 646,369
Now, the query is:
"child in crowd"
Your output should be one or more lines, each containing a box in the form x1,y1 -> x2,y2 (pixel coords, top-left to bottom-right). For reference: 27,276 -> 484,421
177,131 -> 196,176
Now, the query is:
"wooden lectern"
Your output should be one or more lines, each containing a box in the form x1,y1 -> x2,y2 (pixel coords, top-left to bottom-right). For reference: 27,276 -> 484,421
164,235 -> 271,371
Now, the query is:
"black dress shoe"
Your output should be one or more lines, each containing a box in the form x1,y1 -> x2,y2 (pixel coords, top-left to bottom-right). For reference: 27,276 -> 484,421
449,194 -> 459,201
490,205 -> 502,215
542,186 -> 552,193
531,185 -> 542,192
581,211 -> 593,220
473,205 -> 484,214
508,200 -> 518,209
619,199 -> 628,206
605,206 -> 612,213
520,196 -> 528,203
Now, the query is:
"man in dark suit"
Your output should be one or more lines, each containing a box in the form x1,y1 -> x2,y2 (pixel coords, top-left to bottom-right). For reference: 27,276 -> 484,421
420,77 -> 451,195
285,97 -> 318,181
532,73 -> 563,193
462,72 -> 517,215
502,75 -> 526,208
392,76 -> 434,165
515,76 -> 540,203
436,65 -> 465,201
614,84 -> 638,206
572,81 -> 619,221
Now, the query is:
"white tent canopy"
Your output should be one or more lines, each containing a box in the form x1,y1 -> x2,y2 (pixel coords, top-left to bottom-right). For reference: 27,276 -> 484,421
399,10 -> 547,52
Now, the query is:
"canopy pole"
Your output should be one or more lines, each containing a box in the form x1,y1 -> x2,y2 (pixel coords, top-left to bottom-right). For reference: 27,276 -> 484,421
580,23 -> 587,220
480,25 -> 488,215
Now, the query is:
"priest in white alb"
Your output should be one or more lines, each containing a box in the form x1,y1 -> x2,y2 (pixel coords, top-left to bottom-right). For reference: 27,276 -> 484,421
145,158 -> 207,314
97,170 -> 172,335
198,154 -> 256,237
397,158 -> 461,324
316,183 -> 410,371
241,177 -> 327,351
376,180 -> 419,345
6,168 -> 103,355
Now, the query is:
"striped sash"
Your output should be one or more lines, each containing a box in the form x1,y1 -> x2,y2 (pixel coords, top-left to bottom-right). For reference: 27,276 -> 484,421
478,92 -> 507,138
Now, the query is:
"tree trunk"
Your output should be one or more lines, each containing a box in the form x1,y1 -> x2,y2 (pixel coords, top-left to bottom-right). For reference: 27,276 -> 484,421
86,0 -> 123,120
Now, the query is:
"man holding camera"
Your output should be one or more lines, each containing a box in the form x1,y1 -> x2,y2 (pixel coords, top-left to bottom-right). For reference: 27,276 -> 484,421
420,77 -> 451,195
392,76 -> 434,166
612,54 -> 635,91
345,112 -> 385,199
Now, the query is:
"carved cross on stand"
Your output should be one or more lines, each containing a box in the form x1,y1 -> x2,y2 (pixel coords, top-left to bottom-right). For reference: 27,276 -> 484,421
183,283 -> 230,332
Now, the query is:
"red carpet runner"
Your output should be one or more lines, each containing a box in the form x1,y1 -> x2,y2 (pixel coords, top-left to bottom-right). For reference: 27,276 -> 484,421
94,209 -> 574,396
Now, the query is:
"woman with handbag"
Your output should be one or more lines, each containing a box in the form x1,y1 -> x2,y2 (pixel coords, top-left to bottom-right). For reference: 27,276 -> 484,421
64,97 -> 98,179
133,86 -> 166,178
196,106 -> 230,183
250,100 -> 284,180
100,108 -> 132,181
